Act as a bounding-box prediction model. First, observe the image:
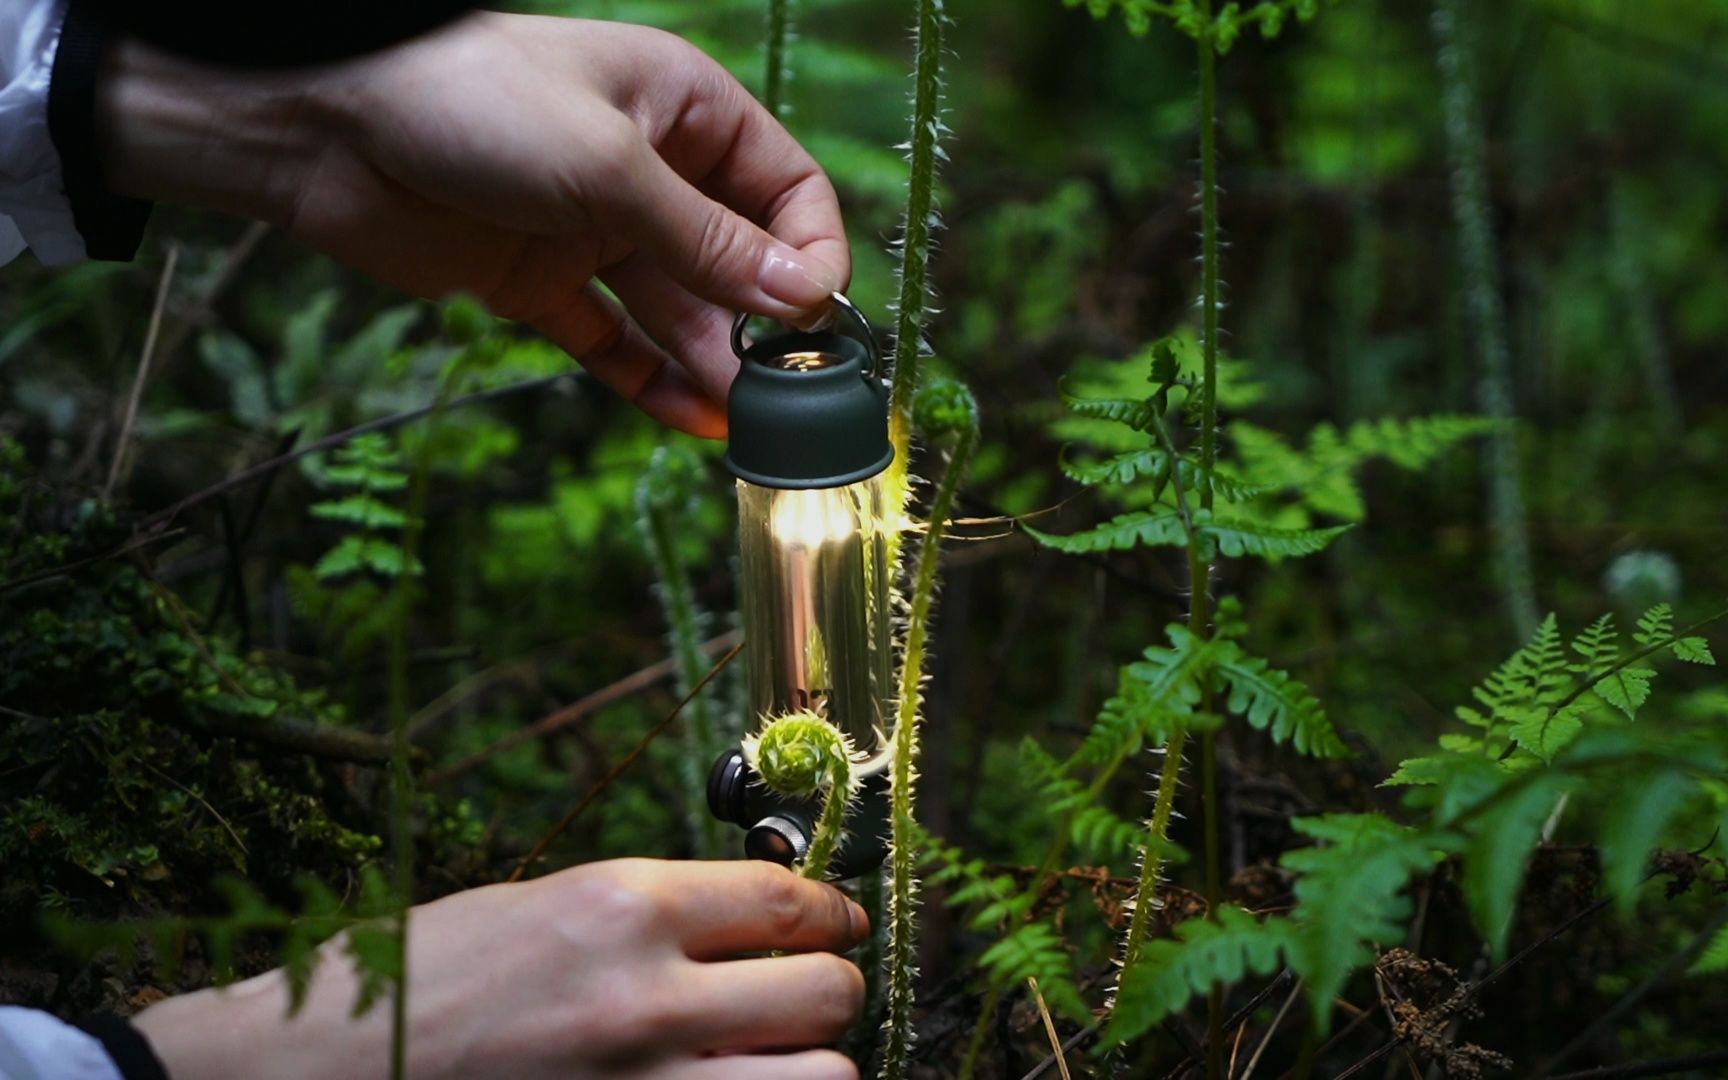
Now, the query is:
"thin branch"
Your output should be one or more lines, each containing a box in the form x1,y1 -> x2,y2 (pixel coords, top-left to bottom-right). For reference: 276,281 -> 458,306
1532,907 -> 1728,1076
1238,976 -> 1303,1080
105,244 -> 180,501
154,221 -> 271,373
505,639 -> 744,883
1026,977 -> 1072,1080
1550,1050 -> 1728,1080
427,630 -> 741,783
170,704 -> 420,765
137,371 -> 585,533
0,527 -> 184,595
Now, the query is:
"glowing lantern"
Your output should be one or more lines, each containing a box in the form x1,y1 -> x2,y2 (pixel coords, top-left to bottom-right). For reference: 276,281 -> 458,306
707,295 -> 894,877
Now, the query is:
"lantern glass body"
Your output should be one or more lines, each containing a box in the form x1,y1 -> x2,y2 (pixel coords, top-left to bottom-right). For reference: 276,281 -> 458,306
736,476 -> 893,770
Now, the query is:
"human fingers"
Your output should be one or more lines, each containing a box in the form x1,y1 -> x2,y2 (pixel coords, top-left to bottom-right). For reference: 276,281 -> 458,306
676,953 -> 865,1053
653,862 -> 867,960
600,256 -> 738,409
667,1049 -> 859,1080
530,285 -> 726,437
586,124 -> 843,322
642,66 -> 851,292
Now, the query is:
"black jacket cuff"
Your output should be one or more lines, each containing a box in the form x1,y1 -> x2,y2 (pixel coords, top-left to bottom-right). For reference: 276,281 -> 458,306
47,0 -> 153,262
75,1014 -> 171,1080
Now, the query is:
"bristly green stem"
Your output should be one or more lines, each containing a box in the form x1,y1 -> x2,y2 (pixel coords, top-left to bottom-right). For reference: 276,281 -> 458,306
1196,5 -> 1220,504
386,378 -> 459,1079
638,463 -> 723,857
764,0 -> 791,120
884,0 -> 948,523
1193,16 -> 1226,1078
1433,0 -> 1538,641
883,392 -> 977,1080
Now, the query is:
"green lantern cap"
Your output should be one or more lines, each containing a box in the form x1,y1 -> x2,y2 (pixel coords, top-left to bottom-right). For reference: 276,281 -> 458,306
724,328 -> 893,490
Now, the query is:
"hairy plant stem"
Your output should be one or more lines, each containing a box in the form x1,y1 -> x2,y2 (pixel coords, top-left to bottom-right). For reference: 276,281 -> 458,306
639,488 -> 722,856
1194,19 -> 1226,1078
764,0 -> 791,120
884,0 -> 947,525
385,379 -> 457,1079
1433,0 -> 1539,641
803,757 -> 852,882
1112,16 -> 1229,1075
884,417 -> 977,1080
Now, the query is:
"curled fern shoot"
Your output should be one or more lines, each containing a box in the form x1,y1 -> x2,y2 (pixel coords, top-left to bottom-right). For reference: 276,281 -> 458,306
744,711 -> 858,881
882,378 -> 978,1080
884,0 -> 950,522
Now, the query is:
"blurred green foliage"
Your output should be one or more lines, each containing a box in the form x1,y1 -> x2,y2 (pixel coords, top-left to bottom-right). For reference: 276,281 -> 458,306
5,0 -> 1728,1072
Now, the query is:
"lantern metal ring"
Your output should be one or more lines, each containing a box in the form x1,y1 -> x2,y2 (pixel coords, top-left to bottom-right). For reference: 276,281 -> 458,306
730,291 -> 881,377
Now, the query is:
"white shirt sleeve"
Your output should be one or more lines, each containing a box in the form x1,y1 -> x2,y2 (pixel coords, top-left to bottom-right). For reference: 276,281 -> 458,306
0,0 -> 86,267
0,1008 -> 123,1080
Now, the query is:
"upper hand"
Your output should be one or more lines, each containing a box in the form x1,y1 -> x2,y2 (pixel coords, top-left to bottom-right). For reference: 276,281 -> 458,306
134,858 -> 869,1080
100,14 -> 852,437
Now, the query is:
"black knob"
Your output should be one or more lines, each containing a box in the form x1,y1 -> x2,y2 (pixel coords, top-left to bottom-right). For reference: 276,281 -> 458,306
745,815 -> 811,867
707,749 -> 749,824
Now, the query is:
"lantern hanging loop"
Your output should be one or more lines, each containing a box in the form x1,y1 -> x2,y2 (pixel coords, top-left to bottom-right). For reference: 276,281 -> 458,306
731,291 -> 880,377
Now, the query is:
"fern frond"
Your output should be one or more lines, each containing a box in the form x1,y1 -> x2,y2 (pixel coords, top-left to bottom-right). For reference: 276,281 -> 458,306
1211,640 -> 1349,758
1025,509 -> 1186,553
1693,923 -> 1728,975
1019,739 -> 1144,863
1193,511 -> 1351,560
1060,446 -> 1170,487
1283,813 -> 1443,1022
1103,906 -> 1288,1048
1061,393 -> 1157,432
979,922 -> 1088,1019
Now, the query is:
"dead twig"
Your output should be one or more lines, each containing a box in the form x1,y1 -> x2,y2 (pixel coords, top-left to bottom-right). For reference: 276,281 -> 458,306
1549,1049 -> 1728,1080
1237,976 -> 1302,1080
104,244 -> 180,501
0,527 -> 184,595
1026,977 -> 1071,1080
428,630 -> 741,783
505,640 -> 744,883
137,371 -> 585,533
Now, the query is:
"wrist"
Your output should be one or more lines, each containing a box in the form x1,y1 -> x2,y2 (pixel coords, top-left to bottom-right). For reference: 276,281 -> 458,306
95,37 -> 330,225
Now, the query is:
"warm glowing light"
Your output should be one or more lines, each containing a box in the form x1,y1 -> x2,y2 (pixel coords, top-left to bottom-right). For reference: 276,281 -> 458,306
768,487 -> 862,550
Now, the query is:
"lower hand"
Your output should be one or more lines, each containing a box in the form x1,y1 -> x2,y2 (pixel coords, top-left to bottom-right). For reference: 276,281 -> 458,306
134,859 -> 868,1079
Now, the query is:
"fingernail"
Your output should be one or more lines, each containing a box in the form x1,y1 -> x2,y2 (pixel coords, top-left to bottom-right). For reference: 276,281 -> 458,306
847,899 -> 869,941
759,245 -> 839,310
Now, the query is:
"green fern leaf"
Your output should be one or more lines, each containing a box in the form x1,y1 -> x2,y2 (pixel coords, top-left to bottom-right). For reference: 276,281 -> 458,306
1025,509 -> 1186,553
1103,907 -> 1288,1048
1634,603 -> 1675,648
1673,637 -> 1716,665
1600,769 -> 1688,914
1569,614 -> 1619,678
1594,666 -> 1655,720
1193,510 -> 1351,560
1507,701 -> 1588,762
1072,625 -> 1215,768
1283,814 -> 1444,1022
1061,393 -> 1156,432
1462,773 -> 1566,958
1212,641 -> 1349,758
979,921 -> 1088,1019
1060,446 -> 1170,487
1693,923 -> 1728,975
309,494 -> 408,529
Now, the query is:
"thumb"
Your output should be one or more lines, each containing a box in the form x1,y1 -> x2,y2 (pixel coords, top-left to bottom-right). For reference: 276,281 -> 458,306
597,135 -> 844,320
